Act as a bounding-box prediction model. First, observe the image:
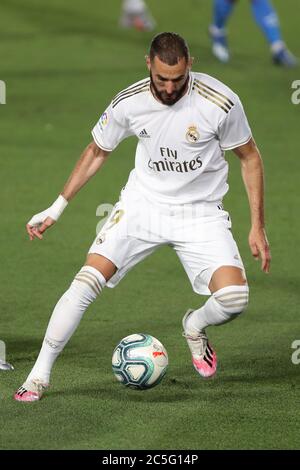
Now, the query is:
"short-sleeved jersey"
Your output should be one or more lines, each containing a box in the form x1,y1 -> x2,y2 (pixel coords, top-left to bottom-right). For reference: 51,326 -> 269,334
92,72 -> 252,204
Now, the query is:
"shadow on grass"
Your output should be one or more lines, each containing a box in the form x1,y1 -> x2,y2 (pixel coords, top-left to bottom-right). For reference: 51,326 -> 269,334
47,353 -> 300,404
48,374 -> 200,404
220,354 -> 300,386
5,337 -> 43,363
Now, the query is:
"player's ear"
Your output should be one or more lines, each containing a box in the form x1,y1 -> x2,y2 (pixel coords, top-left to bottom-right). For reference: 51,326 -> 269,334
145,55 -> 151,71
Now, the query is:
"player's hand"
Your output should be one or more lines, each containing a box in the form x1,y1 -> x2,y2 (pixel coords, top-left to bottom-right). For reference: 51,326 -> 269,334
248,227 -> 271,273
26,212 -> 56,240
26,195 -> 68,241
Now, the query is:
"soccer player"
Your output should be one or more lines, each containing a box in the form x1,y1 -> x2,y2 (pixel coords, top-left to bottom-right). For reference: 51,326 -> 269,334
14,32 -> 271,402
120,0 -> 156,31
210,0 -> 298,67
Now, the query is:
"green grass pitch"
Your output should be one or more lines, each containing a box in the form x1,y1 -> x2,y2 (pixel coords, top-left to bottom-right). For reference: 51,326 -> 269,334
0,0 -> 299,450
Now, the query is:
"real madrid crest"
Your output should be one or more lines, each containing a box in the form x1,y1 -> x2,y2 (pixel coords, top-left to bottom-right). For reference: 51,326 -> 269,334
186,125 -> 200,143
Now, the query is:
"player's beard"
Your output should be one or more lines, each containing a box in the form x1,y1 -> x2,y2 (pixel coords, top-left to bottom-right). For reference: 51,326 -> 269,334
150,72 -> 189,106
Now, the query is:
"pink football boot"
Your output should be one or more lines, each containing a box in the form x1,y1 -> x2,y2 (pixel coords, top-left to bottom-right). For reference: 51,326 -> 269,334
182,309 -> 217,378
14,379 -> 48,402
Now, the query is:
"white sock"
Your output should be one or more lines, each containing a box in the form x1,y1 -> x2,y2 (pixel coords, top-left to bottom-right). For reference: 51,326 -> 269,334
123,0 -> 146,14
185,285 -> 249,335
27,266 -> 106,384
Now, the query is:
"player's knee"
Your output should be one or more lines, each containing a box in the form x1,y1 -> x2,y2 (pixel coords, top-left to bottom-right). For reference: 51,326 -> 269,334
213,284 -> 249,320
70,266 -> 107,305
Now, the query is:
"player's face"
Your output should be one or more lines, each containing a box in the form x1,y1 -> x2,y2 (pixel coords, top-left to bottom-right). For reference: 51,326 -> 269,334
147,56 -> 192,106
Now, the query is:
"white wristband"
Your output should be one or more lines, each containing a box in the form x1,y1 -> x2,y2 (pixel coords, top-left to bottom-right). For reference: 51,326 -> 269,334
48,195 -> 68,221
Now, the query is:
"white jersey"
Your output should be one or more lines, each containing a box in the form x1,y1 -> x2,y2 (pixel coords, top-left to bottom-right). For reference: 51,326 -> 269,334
92,72 -> 252,204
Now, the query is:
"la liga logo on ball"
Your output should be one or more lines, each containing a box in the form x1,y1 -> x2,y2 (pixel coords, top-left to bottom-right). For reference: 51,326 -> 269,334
112,333 -> 168,389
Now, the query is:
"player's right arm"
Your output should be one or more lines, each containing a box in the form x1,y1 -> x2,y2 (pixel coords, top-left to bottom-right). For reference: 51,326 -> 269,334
27,91 -> 134,241
26,142 -> 110,240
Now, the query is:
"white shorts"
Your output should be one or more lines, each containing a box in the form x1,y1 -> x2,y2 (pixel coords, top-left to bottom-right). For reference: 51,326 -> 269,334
88,186 -> 245,295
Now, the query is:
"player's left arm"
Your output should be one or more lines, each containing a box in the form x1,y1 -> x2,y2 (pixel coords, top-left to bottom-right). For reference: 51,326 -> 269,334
233,138 -> 271,273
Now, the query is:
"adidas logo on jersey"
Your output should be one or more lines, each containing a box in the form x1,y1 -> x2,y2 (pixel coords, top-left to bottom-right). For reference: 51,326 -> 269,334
139,128 -> 150,138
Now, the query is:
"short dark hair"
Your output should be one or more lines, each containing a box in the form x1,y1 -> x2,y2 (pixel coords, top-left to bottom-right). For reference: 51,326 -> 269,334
149,32 -> 190,65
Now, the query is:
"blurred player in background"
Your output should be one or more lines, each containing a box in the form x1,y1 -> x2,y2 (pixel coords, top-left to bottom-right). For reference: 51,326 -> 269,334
0,340 -> 14,371
120,0 -> 156,31
210,0 -> 298,67
0,360 -> 14,371
14,32 -> 271,402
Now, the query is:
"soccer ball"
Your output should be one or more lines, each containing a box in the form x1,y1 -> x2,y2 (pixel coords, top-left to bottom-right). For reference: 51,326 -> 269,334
112,333 -> 168,389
